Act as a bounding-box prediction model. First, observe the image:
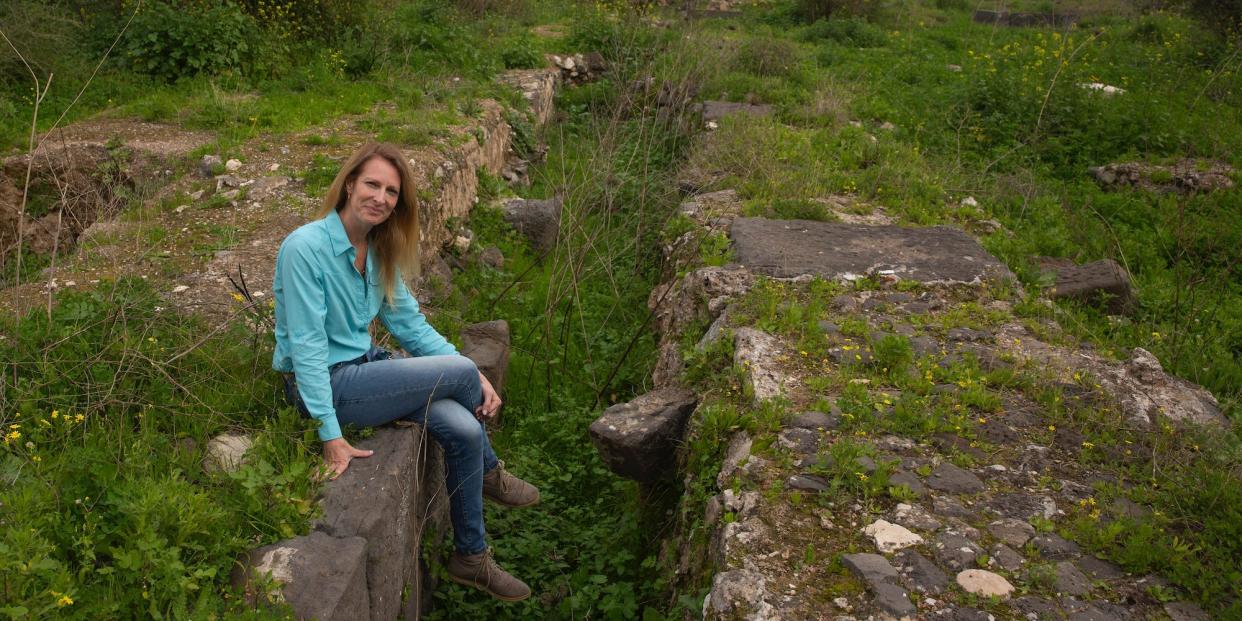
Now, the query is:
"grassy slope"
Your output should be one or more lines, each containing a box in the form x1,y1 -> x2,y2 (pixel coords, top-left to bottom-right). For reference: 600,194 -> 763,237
665,3 -> 1242,617
1,2 -> 663,618
689,4 -> 1241,413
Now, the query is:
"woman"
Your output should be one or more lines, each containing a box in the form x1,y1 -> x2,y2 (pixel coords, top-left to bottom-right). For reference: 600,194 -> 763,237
272,142 -> 537,602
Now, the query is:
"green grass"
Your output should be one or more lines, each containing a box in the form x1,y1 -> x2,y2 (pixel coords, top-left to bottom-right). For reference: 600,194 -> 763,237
0,279 -> 316,619
688,5 -> 1242,412
5,0 -> 1241,617
417,12 -> 695,618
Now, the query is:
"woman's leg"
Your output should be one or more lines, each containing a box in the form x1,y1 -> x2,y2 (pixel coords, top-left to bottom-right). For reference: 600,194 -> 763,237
329,354 -> 499,553
329,353 -> 479,427
426,397 -> 491,554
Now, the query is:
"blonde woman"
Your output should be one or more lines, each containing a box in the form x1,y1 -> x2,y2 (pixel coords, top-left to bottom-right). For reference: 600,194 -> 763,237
272,142 -> 537,601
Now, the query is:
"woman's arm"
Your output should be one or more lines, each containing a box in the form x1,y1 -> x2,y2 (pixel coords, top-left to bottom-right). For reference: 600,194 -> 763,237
277,237 -> 373,478
378,277 -> 458,357
276,237 -> 343,441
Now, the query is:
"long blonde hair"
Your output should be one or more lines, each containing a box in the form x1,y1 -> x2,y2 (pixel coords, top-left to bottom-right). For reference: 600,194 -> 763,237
318,142 -> 421,302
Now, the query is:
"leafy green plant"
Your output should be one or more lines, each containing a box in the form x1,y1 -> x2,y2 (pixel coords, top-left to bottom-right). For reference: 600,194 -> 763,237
119,1 -> 257,82
733,37 -> 802,78
798,18 -> 887,47
0,279 -> 312,618
499,33 -> 544,69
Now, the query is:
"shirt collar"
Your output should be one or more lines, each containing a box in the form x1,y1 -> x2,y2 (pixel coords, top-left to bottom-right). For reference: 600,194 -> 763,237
324,209 -> 353,257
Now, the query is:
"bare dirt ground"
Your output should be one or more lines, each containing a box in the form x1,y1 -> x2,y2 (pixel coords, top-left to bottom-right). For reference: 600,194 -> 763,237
0,100 -> 500,323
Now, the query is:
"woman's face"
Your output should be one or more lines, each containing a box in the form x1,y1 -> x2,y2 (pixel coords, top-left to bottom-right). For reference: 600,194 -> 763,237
342,156 -> 401,230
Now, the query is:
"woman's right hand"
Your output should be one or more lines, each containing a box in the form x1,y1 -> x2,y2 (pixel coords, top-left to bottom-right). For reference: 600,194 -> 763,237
322,437 -> 374,479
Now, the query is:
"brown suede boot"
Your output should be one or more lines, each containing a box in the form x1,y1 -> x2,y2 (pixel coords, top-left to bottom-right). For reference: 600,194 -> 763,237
482,461 -> 540,508
446,548 -> 531,601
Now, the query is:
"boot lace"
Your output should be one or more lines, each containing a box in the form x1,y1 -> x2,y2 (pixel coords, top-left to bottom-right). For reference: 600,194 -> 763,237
489,460 -> 512,494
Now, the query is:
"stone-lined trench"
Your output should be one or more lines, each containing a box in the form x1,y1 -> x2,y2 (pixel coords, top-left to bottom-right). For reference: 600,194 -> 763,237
9,25 -> 1229,619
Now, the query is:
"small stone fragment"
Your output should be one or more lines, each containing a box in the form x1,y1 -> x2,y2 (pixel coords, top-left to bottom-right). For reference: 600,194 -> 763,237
896,549 -> 949,594
1031,533 -> 1081,560
889,470 -> 928,497
787,474 -> 830,493
933,495 -> 974,519
988,518 -> 1035,548
1047,259 -> 1135,315
788,409 -> 840,430
1053,561 -> 1092,596
893,503 -> 942,532
204,433 -> 252,473
953,609 -> 997,621
225,158 -> 243,171
479,246 -> 504,269
863,519 -> 924,554
198,154 -> 222,177
1077,555 -> 1124,580
842,553 -> 899,590
926,462 -> 985,494
777,427 -> 820,455
955,569 -> 1014,599
1164,601 -> 1210,621
872,582 -> 916,617
989,544 -> 1024,572
934,533 -> 983,571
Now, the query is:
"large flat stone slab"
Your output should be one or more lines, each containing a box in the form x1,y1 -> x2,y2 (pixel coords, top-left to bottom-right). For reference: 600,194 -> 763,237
730,218 -> 1014,285
460,320 -> 511,403
590,388 -> 698,483
316,426 -> 423,621
234,531 -> 370,621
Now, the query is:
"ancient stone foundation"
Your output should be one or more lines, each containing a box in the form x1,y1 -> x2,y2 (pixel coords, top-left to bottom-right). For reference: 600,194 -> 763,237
603,176 -> 1223,620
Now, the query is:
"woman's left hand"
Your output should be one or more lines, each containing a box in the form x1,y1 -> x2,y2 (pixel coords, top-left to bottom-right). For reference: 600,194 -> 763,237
476,372 -> 502,421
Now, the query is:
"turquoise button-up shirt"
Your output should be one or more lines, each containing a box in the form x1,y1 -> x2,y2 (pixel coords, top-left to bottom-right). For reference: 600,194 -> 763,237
272,209 -> 457,441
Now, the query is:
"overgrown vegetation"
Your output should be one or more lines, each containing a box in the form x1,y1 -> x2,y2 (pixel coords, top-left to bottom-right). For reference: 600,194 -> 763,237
420,13 -> 710,617
0,279 -> 315,618
689,1 -> 1242,411
2,1 -> 699,617
3,0 -> 1242,617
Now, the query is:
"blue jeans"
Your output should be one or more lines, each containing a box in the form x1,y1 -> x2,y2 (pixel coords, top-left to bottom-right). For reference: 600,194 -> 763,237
290,347 -> 498,555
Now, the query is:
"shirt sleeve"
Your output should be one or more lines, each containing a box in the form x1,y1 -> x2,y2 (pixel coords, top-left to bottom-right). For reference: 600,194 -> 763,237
380,276 -> 458,358
277,236 -> 343,442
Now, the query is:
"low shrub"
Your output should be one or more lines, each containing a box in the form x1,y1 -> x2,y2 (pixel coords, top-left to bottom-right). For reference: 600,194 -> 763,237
117,1 -> 257,82
793,0 -> 885,23
0,278 -> 316,618
1187,0 -> 1242,34
733,37 -> 802,77
799,17 -> 887,47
